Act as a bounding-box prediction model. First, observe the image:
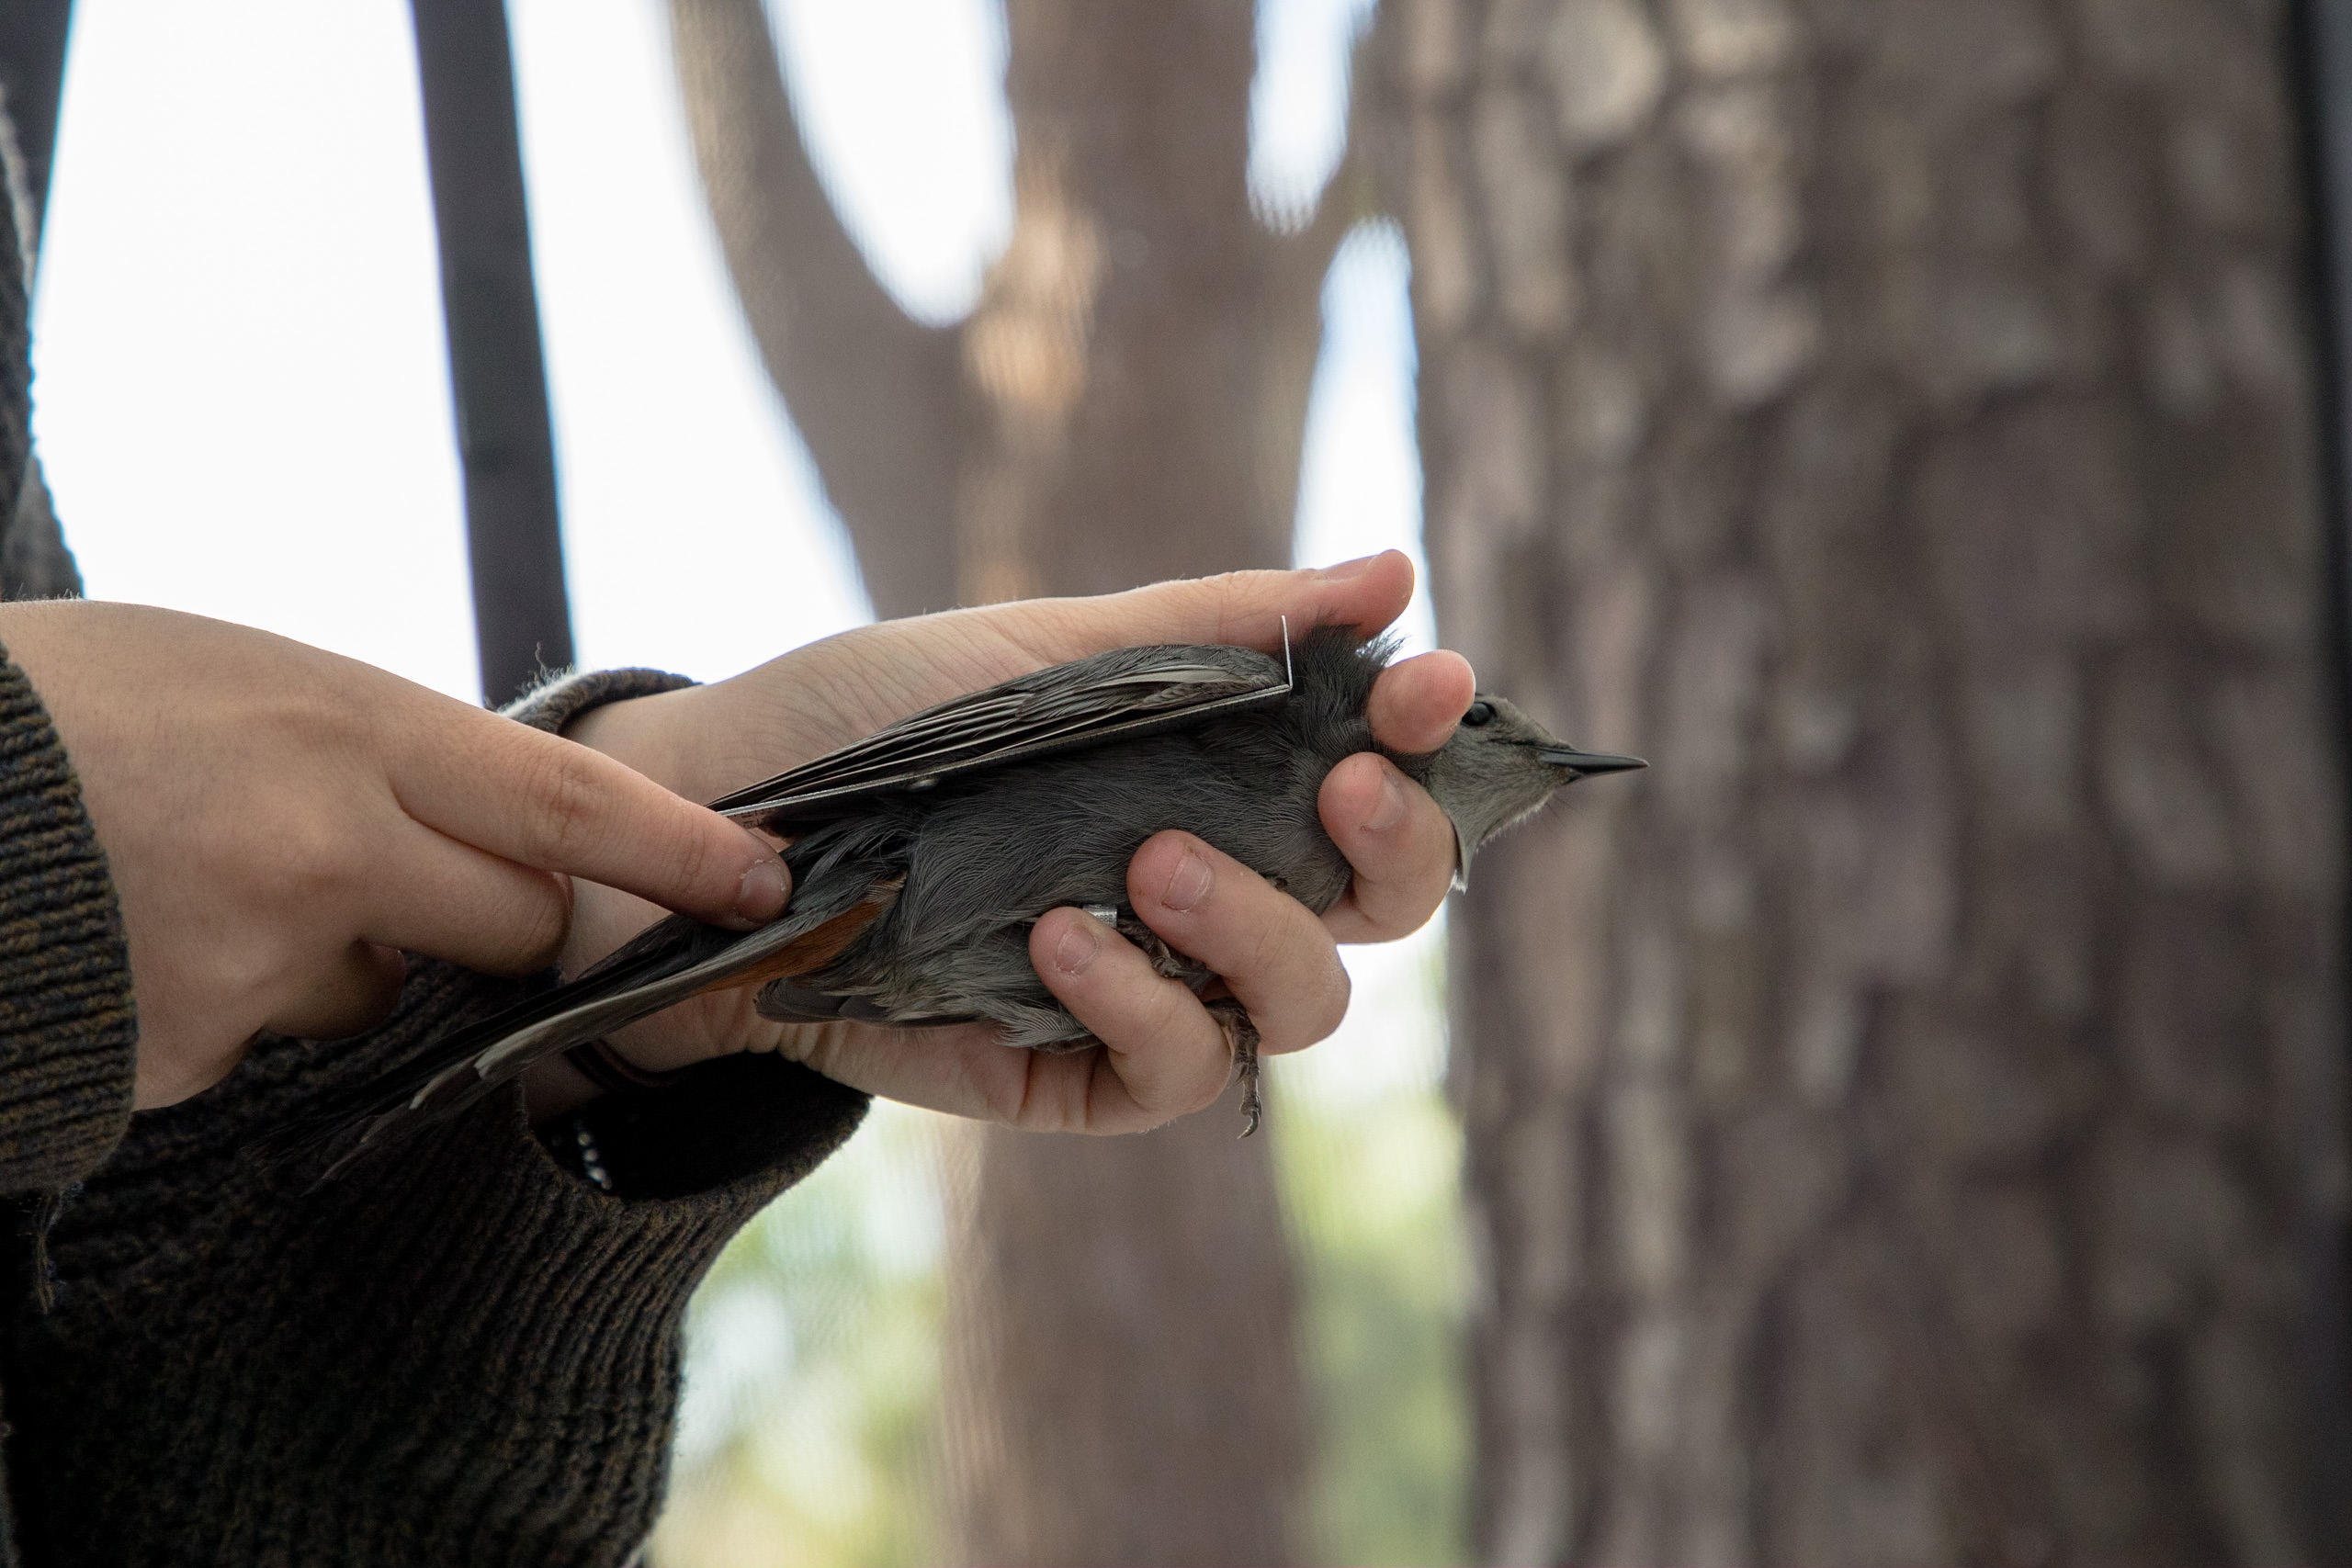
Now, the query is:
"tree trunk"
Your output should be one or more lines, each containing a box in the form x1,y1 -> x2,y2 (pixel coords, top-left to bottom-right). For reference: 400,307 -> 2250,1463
670,2 -> 1363,1558
1371,0 -> 2352,1561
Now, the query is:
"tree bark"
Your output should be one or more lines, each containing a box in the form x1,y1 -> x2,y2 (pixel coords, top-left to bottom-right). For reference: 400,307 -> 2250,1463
670,2 -> 1364,1559
1371,0 -> 2352,1561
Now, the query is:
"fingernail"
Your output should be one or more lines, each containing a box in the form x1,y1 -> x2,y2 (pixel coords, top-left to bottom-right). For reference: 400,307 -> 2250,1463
1055,916 -> 1102,976
1316,553 -> 1382,580
1161,846 -> 1213,912
1365,763 -> 1408,833
734,855 -> 791,925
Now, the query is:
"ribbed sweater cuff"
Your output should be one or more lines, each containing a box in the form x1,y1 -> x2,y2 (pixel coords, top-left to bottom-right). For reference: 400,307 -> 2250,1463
502,665 -> 695,734
0,648 -> 136,1196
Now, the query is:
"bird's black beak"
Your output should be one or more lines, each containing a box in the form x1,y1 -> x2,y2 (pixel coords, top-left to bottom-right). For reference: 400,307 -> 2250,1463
1538,746 -> 1647,777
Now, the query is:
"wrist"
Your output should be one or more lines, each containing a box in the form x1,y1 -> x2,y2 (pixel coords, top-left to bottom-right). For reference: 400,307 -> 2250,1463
561,684 -> 719,803
520,1050 -> 605,1121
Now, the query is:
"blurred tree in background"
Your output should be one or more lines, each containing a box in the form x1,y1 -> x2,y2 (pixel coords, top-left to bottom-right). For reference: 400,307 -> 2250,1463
652,0 -> 2352,1562
1370,0 -> 2352,1560
663,0 -> 1377,1562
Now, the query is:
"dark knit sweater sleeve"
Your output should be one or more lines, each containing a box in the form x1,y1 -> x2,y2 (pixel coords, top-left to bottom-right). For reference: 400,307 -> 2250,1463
0,669 -> 870,1567
0,648 -> 136,1198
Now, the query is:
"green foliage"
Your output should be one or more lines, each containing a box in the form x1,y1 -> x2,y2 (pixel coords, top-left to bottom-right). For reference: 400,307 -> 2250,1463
1278,1085 -> 1469,1564
1274,926 -> 1471,1567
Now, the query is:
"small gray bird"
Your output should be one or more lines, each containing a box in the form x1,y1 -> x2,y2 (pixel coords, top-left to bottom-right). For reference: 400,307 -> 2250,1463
307,627 -> 1640,1164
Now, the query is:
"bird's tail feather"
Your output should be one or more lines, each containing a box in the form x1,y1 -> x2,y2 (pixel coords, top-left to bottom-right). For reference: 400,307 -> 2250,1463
259,883 -> 873,1179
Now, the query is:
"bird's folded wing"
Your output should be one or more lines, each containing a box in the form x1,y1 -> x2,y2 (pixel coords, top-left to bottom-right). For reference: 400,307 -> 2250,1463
277,876 -> 888,1174
707,642 -> 1292,825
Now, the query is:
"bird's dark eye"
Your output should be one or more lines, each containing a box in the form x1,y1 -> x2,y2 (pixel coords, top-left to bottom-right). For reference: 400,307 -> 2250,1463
1463,701 -> 1495,728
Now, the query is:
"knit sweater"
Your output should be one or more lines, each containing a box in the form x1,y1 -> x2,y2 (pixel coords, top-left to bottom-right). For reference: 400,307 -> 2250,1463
0,660 -> 871,1566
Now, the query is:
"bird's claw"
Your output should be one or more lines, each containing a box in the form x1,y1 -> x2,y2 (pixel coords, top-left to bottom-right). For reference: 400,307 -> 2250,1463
1127,919 -> 1263,1137
1206,997 -> 1262,1138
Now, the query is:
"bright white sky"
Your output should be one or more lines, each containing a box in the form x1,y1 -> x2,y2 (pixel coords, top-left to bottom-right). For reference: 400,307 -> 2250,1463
33,0 -> 1419,703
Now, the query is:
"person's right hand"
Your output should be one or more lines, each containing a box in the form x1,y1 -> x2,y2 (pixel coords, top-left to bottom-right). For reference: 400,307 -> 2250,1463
0,600 -> 794,1110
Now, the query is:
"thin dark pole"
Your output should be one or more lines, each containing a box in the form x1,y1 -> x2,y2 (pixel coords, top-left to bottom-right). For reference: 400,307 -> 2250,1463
2290,0 -> 2352,1556
0,0 -> 74,263
408,0 -> 573,705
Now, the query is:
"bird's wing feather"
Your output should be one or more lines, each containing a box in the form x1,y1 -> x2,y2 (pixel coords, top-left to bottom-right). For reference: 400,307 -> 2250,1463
286,877 -> 888,1175
707,643 -> 1291,826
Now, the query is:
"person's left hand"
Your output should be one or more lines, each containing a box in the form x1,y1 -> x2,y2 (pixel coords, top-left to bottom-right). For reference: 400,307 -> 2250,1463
531,551 -> 1468,1134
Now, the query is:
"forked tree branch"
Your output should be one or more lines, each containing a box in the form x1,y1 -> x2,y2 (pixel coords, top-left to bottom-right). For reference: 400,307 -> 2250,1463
668,0 -> 966,618
1272,141 -> 1376,316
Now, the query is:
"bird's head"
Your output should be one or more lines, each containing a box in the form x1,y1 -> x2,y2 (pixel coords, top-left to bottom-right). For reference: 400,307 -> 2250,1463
1418,694 -> 1644,882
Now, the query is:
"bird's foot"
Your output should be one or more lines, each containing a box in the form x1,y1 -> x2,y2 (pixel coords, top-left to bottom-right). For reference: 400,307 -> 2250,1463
1204,997 -> 1262,1138
1125,918 -> 1261,1136
1118,915 -> 1200,983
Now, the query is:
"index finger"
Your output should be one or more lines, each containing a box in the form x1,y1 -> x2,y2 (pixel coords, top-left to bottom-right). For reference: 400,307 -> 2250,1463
388,694 -> 791,931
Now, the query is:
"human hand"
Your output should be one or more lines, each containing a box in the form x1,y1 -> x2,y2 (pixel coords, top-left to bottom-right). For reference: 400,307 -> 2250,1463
0,601 -> 796,1109
551,550 -> 1470,1133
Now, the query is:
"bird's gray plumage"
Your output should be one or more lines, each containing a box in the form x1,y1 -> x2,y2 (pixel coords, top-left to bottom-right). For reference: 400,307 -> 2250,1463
292,628 -> 1640,1168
